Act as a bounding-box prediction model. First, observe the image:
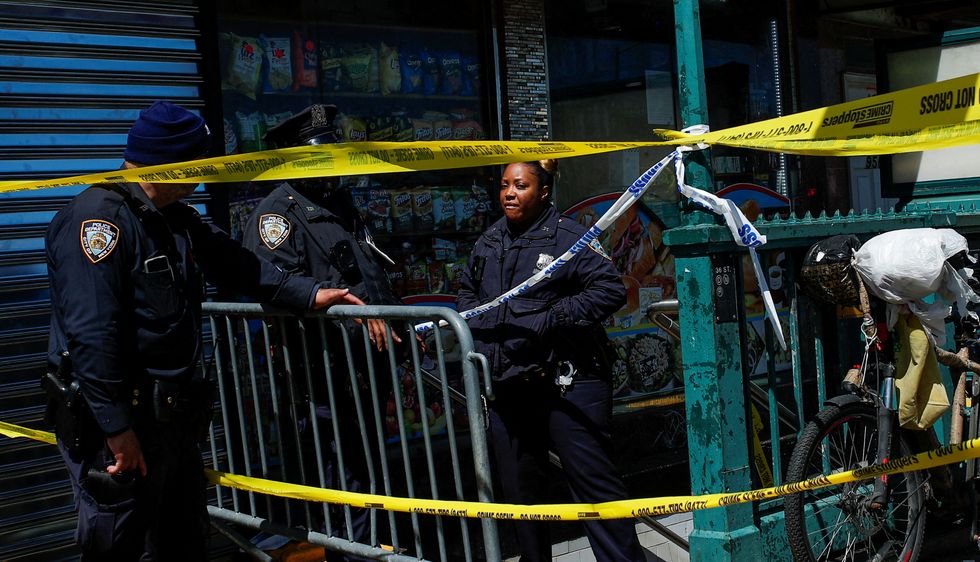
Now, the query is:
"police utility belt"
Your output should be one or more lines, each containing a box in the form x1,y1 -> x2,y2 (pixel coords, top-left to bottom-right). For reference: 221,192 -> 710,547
42,352 -> 214,453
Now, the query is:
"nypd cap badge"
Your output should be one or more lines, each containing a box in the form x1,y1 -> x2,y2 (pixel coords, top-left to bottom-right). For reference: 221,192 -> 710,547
259,214 -> 291,250
80,220 -> 120,263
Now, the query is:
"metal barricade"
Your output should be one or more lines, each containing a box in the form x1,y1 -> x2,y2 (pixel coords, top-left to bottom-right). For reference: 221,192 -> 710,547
199,302 -> 499,562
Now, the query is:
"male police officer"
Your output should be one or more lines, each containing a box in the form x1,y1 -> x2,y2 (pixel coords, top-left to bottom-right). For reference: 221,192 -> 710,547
45,101 -> 362,560
242,104 -> 406,558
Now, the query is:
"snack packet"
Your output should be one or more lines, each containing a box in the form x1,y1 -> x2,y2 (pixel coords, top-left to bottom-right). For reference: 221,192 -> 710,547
261,35 -> 292,92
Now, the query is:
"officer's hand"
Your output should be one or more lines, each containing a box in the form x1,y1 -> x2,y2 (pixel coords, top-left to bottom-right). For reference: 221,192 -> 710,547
367,319 -> 402,352
105,428 -> 148,477
313,287 -> 365,309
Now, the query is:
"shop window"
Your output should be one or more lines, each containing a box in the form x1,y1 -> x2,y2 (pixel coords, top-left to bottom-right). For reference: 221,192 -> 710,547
215,0 -> 494,305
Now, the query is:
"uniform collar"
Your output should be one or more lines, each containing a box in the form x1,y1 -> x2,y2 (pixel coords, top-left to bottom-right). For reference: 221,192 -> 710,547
507,205 -> 559,241
117,182 -> 162,216
280,182 -> 338,222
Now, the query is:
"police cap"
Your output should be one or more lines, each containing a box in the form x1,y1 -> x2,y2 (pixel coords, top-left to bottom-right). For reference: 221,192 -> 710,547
264,104 -> 340,148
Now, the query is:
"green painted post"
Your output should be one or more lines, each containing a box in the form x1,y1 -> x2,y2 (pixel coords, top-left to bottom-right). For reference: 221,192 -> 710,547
673,1 -> 762,560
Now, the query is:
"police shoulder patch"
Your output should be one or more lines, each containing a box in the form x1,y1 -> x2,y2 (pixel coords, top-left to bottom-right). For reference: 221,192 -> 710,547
588,239 -> 611,260
80,220 -> 120,263
259,213 -> 291,250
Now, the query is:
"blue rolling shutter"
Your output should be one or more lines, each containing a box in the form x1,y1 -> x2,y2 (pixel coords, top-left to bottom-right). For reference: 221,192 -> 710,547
0,2 -> 207,558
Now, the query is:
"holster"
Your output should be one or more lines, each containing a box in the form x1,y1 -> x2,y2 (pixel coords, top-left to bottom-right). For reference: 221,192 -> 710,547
152,378 -> 216,442
41,363 -> 99,455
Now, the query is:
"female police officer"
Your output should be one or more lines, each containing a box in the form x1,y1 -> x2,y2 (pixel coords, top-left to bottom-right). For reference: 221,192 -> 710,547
457,160 -> 646,562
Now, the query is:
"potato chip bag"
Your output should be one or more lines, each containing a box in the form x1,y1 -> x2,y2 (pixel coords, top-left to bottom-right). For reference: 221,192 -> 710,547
453,188 -> 478,231
432,188 -> 456,231
452,119 -> 483,140
433,119 -> 453,141
292,31 -> 318,91
366,189 -> 392,233
400,50 -> 422,94
433,237 -> 457,261
438,51 -> 462,95
412,188 -> 433,231
351,187 -> 370,221
446,259 -> 468,293
391,189 -> 414,233
221,33 -> 262,100
320,42 -> 346,91
261,35 -> 292,92
223,117 -> 238,154
338,114 -> 367,142
393,113 -> 414,142
461,55 -> 481,96
235,111 -> 266,152
367,115 -> 395,141
411,119 -> 434,141
420,48 -> 440,95
429,262 -> 449,294
380,42 -> 401,95
405,263 -> 429,294
341,44 -> 374,92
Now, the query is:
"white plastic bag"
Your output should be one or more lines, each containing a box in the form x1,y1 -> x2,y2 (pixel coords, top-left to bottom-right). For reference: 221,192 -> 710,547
852,228 -> 978,346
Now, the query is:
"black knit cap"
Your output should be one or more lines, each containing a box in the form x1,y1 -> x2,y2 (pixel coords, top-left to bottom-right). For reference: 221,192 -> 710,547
264,104 -> 340,148
124,101 -> 211,165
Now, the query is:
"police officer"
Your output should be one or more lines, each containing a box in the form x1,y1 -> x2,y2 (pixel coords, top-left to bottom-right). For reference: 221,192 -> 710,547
45,101 -> 362,560
458,159 -> 647,562
241,104 -> 406,559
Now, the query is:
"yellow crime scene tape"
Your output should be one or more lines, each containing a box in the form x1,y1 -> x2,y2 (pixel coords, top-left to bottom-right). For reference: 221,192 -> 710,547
1,73 -> 980,194
3,418 -> 979,520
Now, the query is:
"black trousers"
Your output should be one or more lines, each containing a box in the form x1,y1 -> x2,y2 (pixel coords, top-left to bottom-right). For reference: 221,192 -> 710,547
488,376 -> 648,562
59,422 -> 208,561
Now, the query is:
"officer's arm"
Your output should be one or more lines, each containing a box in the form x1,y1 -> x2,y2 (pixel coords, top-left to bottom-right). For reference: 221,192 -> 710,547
47,206 -> 134,436
456,245 -> 484,313
189,216 -> 318,311
549,242 -> 627,328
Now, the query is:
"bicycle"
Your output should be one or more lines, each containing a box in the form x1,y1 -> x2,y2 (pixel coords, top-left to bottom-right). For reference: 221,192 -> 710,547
783,250 -> 980,562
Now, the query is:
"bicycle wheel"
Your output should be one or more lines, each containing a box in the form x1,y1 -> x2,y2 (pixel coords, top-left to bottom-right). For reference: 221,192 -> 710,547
784,400 -> 927,562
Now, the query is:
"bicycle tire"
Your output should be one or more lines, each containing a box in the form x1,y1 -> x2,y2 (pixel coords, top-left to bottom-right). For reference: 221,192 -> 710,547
784,400 -> 927,562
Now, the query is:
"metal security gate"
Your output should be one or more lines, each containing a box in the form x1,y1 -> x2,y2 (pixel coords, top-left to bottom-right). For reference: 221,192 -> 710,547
201,302 -> 499,562
0,1 -> 208,558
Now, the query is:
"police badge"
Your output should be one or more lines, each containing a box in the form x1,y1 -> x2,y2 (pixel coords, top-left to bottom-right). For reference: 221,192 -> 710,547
80,220 -> 120,263
259,214 -> 291,249
534,253 -> 554,273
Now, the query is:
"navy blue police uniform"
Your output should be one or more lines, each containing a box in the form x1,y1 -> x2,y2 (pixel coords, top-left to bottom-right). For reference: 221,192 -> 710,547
46,180 -> 319,560
240,104 -> 403,560
458,205 -> 645,562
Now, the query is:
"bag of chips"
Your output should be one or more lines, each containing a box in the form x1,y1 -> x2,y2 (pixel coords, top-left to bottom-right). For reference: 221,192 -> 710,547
392,113 -> 414,142
432,188 -> 456,231
380,42 -> 401,95
261,35 -> 292,93
235,111 -> 266,152
421,48 -> 440,96
433,237 -> 457,261
411,118 -> 434,141
221,33 -> 263,100
405,263 -> 430,294
338,114 -> 367,142
391,189 -> 414,233
438,51 -> 462,95
433,119 -> 453,141
454,187 -> 479,231
222,117 -> 238,155
320,42 -> 346,91
461,55 -> 480,96
452,119 -> 483,140
342,47 -> 373,93
429,262 -> 449,294
412,188 -> 434,231
446,259 -> 468,293
366,189 -> 392,233
291,31 -> 318,91
400,50 -> 422,94
367,115 -> 396,141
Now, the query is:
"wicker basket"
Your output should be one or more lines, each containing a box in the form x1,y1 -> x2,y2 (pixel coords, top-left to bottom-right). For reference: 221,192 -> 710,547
799,261 -> 860,305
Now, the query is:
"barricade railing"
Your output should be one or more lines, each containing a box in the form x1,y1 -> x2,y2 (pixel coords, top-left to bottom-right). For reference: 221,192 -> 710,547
200,302 -> 498,562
